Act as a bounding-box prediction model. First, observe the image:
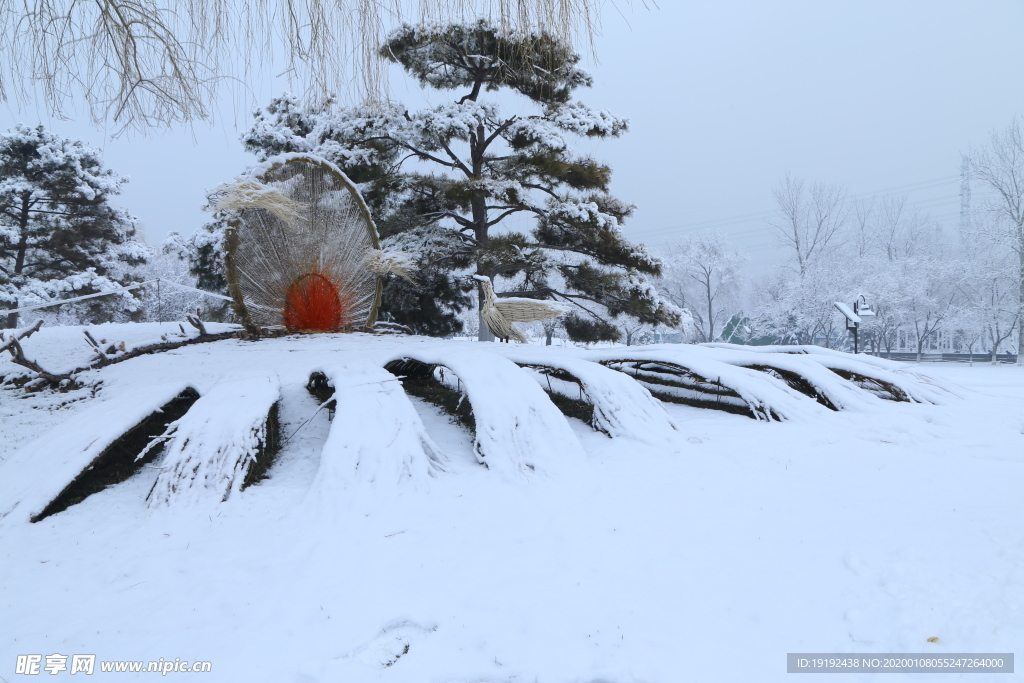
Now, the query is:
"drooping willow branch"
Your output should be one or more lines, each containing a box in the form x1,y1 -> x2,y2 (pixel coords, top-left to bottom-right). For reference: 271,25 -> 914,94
0,0 -> 609,133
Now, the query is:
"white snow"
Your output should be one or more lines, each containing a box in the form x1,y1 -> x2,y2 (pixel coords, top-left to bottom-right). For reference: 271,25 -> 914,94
381,346 -> 587,478
485,344 -> 681,446
0,381 -> 195,525
1,325 -> 1021,682
582,345 -> 823,421
305,361 -> 445,510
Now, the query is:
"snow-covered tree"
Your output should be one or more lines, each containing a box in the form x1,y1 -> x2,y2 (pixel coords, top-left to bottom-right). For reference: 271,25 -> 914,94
752,261 -> 850,348
897,258 -> 960,361
970,116 -> 1024,364
129,236 -> 231,323
957,217 -> 1019,362
660,231 -> 742,342
237,21 -> 681,342
0,125 -> 145,328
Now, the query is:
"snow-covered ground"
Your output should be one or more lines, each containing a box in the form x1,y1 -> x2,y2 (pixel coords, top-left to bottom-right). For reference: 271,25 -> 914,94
1,324 -> 1021,682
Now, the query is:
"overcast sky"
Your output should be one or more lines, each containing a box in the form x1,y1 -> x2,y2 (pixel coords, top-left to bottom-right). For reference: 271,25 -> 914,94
4,1 -> 1024,270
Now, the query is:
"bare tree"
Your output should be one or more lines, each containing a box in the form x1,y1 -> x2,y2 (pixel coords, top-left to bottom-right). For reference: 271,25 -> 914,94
851,197 -> 874,258
769,174 -> 848,276
866,303 -> 903,358
0,0 -> 605,133
971,116 -> 1024,364
876,195 -> 930,261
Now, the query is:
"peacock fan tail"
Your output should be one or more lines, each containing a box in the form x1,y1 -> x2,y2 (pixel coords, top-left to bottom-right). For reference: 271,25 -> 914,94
282,270 -> 357,331
221,154 -> 382,333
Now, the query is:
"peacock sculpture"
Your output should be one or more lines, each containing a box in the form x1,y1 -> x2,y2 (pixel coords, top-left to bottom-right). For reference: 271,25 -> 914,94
211,153 -> 413,334
473,275 -> 567,343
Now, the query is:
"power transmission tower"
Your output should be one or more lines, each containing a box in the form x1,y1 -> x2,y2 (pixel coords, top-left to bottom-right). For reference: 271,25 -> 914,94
960,154 -> 972,233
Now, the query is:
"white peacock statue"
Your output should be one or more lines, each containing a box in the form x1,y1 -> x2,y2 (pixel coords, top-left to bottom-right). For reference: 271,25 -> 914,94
210,153 -> 415,334
473,275 -> 568,343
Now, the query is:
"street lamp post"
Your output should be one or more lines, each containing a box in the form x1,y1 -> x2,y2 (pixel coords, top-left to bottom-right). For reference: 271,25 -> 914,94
834,296 -> 875,354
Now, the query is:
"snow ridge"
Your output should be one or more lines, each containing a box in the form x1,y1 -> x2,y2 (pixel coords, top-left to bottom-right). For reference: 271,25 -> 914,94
0,382 -> 195,525
489,345 -> 681,445
147,376 -> 282,508
306,362 -> 445,505
383,347 -> 586,478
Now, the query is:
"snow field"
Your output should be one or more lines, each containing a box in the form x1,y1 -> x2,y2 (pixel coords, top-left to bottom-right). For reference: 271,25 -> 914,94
0,325 -> 1020,682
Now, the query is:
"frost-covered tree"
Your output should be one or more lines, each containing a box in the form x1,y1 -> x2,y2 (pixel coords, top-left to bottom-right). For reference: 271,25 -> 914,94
971,117 -> 1024,364
660,231 -> 742,342
237,22 -> 681,341
957,217 -> 1020,362
0,125 -> 145,328
752,262 -> 849,348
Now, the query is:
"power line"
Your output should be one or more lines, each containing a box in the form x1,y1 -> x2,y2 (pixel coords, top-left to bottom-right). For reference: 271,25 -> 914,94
640,174 -> 961,240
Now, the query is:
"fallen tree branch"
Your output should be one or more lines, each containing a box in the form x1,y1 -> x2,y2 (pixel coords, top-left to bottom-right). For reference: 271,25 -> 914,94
5,336 -> 73,386
186,311 -> 208,336
0,319 -> 44,355
3,320 -> 237,391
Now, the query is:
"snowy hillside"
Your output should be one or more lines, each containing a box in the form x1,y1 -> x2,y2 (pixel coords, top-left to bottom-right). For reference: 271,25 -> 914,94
1,323 -> 1021,682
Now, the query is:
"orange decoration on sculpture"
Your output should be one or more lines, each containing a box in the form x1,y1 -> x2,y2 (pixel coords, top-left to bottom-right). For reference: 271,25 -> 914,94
283,272 -> 351,331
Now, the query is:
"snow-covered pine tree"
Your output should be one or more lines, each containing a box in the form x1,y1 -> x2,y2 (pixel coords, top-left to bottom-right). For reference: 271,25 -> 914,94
236,21 -> 682,341
0,125 -> 146,328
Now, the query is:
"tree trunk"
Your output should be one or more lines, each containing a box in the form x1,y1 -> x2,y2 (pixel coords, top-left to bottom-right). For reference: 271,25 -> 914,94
6,200 -> 32,329
1018,248 -> 1024,364
705,280 -> 714,342
470,114 -> 492,343
477,293 -> 494,343
545,328 -> 553,346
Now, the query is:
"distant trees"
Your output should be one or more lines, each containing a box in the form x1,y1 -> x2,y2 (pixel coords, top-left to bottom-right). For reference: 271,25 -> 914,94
753,264 -> 848,347
957,214 -> 1020,362
649,124 -> 1023,359
747,172 -> 976,358
0,125 -> 145,328
752,175 -> 853,348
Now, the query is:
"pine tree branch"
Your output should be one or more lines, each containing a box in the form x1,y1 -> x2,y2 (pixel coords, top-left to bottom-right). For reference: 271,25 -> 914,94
483,116 -> 519,150
353,134 -> 463,171
423,210 -> 475,228
437,139 -> 473,176
521,182 -> 560,199
485,207 -> 532,227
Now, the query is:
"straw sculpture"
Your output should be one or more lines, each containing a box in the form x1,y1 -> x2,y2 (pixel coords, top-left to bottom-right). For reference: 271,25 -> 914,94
473,275 -> 567,343
217,154 -> 415,333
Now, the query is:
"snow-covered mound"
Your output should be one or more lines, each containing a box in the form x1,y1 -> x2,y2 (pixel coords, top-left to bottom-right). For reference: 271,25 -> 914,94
0,324 -> 958,525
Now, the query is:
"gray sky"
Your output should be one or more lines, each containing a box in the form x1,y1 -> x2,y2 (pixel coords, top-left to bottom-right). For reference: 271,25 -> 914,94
4,1 -> 1024,269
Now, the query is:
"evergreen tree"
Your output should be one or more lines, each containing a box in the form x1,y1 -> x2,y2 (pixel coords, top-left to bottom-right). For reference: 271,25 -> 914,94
0,125 -> 146,328
237,21 -> 682,340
